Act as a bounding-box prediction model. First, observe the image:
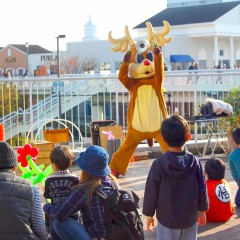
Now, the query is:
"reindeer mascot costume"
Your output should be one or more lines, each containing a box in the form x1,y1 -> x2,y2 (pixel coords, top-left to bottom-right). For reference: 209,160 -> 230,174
109,21 -> 172,176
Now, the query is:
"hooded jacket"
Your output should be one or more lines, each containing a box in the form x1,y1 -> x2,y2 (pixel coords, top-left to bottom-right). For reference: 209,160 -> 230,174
143,150 -> 209,229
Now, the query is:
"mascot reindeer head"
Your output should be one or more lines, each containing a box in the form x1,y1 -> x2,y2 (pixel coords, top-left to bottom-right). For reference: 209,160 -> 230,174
108,21 -> 172,79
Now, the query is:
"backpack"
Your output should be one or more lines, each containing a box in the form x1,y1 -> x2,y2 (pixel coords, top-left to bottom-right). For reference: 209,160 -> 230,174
91,181 -> 144,240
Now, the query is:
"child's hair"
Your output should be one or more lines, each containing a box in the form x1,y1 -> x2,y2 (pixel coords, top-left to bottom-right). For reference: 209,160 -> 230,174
50,145 -> 74,170
161,114 -> 189,147
232,128 -> 240,145
205,158 -> 225,180
80,171 -> 102,205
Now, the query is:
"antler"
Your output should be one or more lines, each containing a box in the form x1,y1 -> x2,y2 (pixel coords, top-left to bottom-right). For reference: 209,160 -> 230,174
108,25 -> 136,52
147,20 -> 172,46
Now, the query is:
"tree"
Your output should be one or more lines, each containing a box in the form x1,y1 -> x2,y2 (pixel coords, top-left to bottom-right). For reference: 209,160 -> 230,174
61,55 -> 82,74
80,58 -> 97,74
221,87 -> 240,152
60,56 -> 97,74
224,87 -> 240,116
0,84 -> 19,117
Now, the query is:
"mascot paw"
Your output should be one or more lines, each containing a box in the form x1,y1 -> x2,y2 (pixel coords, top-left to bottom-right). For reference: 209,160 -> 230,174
124,52 -> 131,63
153,47 -> 161,55
111,169 -> 120,178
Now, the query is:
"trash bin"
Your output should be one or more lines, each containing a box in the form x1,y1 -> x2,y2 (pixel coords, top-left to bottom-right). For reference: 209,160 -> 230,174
90,120 -> 116,146
107,138 -> 121,161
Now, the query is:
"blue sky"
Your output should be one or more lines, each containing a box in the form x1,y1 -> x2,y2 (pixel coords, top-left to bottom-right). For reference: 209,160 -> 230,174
1,0 -> 166,51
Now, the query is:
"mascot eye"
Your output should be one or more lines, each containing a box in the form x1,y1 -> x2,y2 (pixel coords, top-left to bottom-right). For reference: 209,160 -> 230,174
146,51 -> 154,62
136,53 -> 144,63
136,40 -> 150,53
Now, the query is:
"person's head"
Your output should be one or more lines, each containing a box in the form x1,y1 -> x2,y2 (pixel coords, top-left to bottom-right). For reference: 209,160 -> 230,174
76,145 -> 110,178
0,141 -> 17,170
161,114 -> 191,148
76,145 -> 110,203
232,128 -> 240,145
205,158 -> 225,180
50,145 -> 75,171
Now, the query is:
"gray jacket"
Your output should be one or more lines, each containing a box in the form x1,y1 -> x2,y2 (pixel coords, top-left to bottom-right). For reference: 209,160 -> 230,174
0,171 -> 40,239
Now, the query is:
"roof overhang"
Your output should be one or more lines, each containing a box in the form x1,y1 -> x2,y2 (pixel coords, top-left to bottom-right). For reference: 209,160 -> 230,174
170,55 -> 194,62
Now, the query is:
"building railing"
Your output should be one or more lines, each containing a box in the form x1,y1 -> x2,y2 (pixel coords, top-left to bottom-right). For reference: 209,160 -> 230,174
0,69 -> 239,147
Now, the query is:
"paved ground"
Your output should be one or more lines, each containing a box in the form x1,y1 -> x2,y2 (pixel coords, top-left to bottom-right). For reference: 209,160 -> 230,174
113,155 -> 240,240
37,153 -> 240,240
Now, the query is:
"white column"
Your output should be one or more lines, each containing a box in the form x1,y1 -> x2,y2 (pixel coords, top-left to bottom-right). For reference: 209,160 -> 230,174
230,36 -> 234,68
214,36 -> 219,67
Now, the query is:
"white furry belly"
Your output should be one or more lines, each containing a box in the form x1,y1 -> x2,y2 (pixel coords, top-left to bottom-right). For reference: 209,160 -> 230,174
132,85 -> 163,132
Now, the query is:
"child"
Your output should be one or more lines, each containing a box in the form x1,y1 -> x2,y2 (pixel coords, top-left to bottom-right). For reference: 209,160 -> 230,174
205,158 -> 234,222
43,145 -> 118,240
228,128 -> 240,207
44,145 -> 79,240
143,114 -> 209,240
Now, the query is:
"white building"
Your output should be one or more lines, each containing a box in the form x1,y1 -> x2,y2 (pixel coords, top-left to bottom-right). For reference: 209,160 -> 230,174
0,44 -> 55,77
135,1 -> 240,69
66,1 -> 240,71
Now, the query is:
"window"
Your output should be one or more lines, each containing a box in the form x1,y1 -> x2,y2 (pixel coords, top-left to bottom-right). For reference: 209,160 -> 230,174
86,102 -> 92,117
50,65 -> 58,75
220,50 -> 224,56
105,102 -> 111,119
116,62 -> 122,70
8,48 -> 11,57
99,62 -> 110,70
99,62 -> 111,74
18,69 -> 24,77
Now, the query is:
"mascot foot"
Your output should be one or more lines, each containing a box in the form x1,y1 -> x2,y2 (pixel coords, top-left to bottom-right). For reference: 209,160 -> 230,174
147,138 -> 154,147
111,169 -> 120,178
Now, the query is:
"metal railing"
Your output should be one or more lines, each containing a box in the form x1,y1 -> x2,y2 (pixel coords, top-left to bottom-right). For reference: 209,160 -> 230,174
0,69 -> 239,147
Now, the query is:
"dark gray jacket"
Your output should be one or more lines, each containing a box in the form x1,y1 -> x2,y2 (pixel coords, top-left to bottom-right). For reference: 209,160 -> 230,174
0,171 -> 40,239
143,150 -> 209,229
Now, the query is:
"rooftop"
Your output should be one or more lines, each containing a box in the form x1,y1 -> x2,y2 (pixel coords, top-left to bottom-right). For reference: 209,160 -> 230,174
134,1 -> 240,28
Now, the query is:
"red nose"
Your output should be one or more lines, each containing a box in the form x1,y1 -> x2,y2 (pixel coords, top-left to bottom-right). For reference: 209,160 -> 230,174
143,59 -> 150,66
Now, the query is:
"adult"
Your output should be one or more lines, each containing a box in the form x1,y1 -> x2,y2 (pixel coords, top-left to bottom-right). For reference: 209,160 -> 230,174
3,68 -> 8,79
188,62 -> 195,70
187,62 -> 195,83
0,141 -> 47,240
23,70 -> 28,77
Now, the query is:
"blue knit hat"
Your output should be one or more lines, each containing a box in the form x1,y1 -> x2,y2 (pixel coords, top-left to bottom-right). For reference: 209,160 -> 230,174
76,145 -> 110,176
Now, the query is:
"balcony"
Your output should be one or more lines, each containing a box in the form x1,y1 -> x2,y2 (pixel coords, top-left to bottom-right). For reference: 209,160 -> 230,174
0,69 -> 239,156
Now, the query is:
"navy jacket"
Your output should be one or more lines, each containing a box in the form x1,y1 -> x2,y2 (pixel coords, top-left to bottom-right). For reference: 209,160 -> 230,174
143,150 -> 209,229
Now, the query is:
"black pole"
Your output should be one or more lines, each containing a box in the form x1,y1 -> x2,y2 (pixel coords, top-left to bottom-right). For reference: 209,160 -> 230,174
56,35 -> 65,120
57,37 -> 60,78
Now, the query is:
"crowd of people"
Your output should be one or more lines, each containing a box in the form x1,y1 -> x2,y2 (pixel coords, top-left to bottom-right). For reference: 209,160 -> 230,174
0,115 -> 239,239
1,69 -> 39,79
2,68 -> 11,79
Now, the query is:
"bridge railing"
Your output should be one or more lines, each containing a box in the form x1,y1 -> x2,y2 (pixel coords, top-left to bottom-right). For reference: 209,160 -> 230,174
0,69 -> 239,146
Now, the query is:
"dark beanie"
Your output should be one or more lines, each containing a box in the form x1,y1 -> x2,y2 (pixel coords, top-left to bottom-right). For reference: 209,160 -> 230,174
0,142 -> 17,169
